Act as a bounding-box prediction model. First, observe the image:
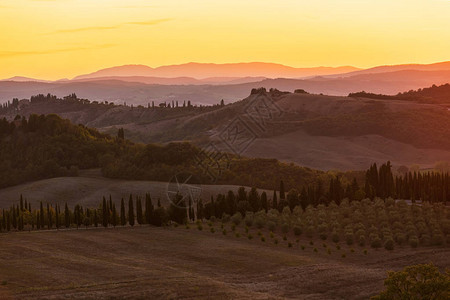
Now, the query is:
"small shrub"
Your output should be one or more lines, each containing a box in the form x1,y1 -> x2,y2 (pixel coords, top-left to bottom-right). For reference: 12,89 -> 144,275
257,231 -> 262,236
309,240 -> 314,246
336,244 -> 341,250
185,224 -> 190,229
254,217 -> 265,229
345,232 -> 354,245
231,212 -> 242,225
261,236 -> 266,242
283,235 -> 287,241
267,221 -> 276,231
363,249 -> 368,255
293,226 -> 302,236
1,281 -> 6,286
341,253 -> 346,258
274,238 -> 279,244
327,248 -> 331,255
384,238 -> 395,251
322,243 -> 327,248
222,229 -> 227,235
409,236 -> 419,248
358,235 -> 366,247
313,248 -> 318,253
319,232 -> 328,240
248,234 -> 253,240
288,242 -> 293,248
210,216 -> 216,222
222,213 -> 230,223
332,231 -> 340,243
281,223 -> 289,233
197,224 -> 203,231
245,226 -> 249,233
350,248 -> 355,253
371,237 -> 382,249
270,231 -> 274,238
301,245 -> 305,250
432,234 -> 444,246
235,233 -> 240,238
210,227 -> 215,233
244,216 -> 253,227
231,224 -> 236,231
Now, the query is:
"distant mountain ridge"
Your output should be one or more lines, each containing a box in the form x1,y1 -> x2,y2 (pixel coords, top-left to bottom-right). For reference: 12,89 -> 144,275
73,62 -> 360,80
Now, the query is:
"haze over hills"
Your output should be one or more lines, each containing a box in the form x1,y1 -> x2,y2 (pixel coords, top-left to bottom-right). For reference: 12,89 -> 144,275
1,61 -> 449,105
2,86 -> 449,171
72,62 -> 360,80
329,61 -> 450,77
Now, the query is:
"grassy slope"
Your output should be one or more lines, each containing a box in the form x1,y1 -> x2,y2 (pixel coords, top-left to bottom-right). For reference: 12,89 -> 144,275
3,91 -> 449,171
0,170 -> 272,209
0,226 -> 448,299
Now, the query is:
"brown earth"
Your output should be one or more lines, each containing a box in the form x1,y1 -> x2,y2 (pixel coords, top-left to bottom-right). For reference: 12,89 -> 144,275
0,225 -> 448,299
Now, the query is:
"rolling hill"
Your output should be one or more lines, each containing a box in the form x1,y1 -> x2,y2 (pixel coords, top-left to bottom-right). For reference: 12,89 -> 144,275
2,87 -> 449,171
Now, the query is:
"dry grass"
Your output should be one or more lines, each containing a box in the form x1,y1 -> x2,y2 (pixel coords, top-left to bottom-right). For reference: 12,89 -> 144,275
0,225 -> 448,299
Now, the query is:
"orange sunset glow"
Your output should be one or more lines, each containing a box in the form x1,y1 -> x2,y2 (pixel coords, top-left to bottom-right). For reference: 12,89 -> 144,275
1,0 -> 450,80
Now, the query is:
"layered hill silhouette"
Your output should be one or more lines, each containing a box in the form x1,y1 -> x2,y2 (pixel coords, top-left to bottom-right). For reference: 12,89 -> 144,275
72,62 -> 360,80
2,85 -> 449,171
1,61 -> 449,105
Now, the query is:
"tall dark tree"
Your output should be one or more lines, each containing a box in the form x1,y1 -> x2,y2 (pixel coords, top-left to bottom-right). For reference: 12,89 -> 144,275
280,180 -> 285,200
145,193 -> 154,224
102,196 -> 108,227
111,203 -> 118,228
128,195 -> 135,226
136,197 -> 143,225
120,198 -> 126,226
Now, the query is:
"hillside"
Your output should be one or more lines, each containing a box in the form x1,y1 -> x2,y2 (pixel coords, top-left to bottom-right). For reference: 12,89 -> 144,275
1,88 -> 449,171
0,114 -> 329,190
0,169 -> 272,210
73,62 -> 360,80
1,69 -> 449,105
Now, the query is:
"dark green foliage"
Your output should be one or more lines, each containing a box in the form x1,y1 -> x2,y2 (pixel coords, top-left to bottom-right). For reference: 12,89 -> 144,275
111,204 -> 118,227
120,198 -> 126,226
372,263 -> 450,300
168,193 -> 187,224
128,195 -> 135,226
136,197 -> 143,225
145,193 -> 153,224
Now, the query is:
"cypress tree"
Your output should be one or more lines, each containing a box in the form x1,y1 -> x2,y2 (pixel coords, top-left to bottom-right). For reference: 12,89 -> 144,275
12,205 -> 17,229
128,195 -> 135,226
272,190 -> 278,209
6,211 -> 10,231
102,196 -> 108,227
64,203 -> 70,228
145,193 -> 153,224
111,204 -> 117,228
280,180 -> 285,200
120,198 -> 126,226
136,197 -> 143,225
39,201 -> 45,229
47,203 -> 53,229
94,209 -> 98,227
55,204 -> 60,229
20,195 -> 24,211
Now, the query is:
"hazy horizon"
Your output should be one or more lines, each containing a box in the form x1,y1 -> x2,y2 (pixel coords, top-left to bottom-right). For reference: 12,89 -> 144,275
1,0 -> 450,80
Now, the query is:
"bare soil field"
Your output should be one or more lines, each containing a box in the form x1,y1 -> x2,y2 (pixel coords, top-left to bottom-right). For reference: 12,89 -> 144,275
0,225 -> 448,299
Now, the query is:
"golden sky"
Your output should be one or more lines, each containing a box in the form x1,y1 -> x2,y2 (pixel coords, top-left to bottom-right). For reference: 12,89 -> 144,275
0,0 -> 449,80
